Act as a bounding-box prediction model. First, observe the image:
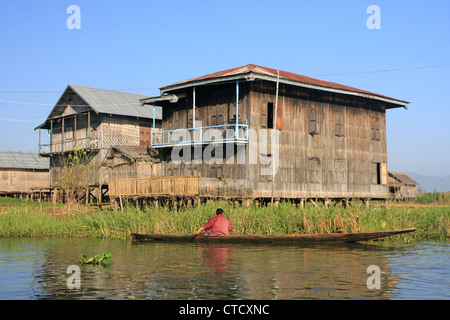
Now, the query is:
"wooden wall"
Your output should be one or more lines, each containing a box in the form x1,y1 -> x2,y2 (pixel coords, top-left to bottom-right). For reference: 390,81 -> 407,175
107,154 -> 159,181
158,79 -> 390,200
0,168 -> 50,193
248,80 -> 388,199
160,83 -> 250,182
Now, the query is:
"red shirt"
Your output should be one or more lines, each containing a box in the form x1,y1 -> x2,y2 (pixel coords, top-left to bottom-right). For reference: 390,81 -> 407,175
202,214 -> 234,235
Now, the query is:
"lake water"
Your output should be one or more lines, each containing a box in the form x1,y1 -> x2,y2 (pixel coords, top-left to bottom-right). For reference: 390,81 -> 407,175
0,237 -> 448,300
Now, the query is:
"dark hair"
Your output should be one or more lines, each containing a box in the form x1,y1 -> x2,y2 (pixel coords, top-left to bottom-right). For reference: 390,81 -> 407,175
216,208 -> 224,215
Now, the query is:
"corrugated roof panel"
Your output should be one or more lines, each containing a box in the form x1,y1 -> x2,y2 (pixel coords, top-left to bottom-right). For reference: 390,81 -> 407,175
69,85 -> 162,120
0,152 -> 49,170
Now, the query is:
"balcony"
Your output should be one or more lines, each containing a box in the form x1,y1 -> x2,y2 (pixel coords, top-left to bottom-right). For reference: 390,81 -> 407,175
151,124 -> 249,148
38,136 -> 99,155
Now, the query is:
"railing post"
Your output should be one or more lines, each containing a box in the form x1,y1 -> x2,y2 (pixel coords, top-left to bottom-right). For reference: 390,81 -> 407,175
152,102 -> 155,146
62,117 -> 64,152
38,128 -> 41,153
236,80 -> 239,140
87,111 -> 90,148
50,120 -> 53,153
193,86 -> 196,129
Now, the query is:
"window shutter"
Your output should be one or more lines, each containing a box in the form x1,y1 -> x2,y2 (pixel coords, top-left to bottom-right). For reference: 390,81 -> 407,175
275,103 -> 283,130
309,108 -> 317,134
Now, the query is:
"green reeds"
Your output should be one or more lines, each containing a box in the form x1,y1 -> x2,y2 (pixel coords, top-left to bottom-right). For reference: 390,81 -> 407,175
1,197 -> 448,241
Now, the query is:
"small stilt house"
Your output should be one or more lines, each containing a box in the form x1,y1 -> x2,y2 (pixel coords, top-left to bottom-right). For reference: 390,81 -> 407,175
35,85 -> 162,203
0,152 -> 50,200
388,171 -> 419,200
135,64 -> 408,204
106,146 -> 159,180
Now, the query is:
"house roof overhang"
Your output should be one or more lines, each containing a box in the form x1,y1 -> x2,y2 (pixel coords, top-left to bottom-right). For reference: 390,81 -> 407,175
157,64 -> 409,110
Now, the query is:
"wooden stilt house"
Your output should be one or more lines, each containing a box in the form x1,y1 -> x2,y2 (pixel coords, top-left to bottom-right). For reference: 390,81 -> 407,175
105,146 -> 159,180
0,152 -> 50,200
110,64 -> 409,204
388,171 -> 419,200
35,85 -> 162,203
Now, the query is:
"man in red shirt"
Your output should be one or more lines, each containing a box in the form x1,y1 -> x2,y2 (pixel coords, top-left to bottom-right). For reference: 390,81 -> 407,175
195,208 -> 234,236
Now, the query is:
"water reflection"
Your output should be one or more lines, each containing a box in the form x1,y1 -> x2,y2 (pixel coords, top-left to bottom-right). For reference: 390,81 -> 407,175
0,238 -> 448,300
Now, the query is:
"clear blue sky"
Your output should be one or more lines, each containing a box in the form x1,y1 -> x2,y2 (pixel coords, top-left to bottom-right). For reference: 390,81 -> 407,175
1,0 -> 449,176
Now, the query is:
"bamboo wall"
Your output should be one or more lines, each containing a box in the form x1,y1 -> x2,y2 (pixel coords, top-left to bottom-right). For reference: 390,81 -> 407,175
108,176 -> 200,198
0,168 -> 50,193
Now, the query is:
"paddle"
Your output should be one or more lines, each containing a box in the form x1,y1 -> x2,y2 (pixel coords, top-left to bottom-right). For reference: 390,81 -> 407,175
192,226 -> 204,241
191,233 -> 199,242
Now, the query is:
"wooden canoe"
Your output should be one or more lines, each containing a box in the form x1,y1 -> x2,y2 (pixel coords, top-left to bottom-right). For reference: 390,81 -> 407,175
131,228 -> 416,244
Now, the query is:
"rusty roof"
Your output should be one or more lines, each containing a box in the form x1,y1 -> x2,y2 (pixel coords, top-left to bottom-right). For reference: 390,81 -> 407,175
160,64 -> 409,108
388,172 -> 419,186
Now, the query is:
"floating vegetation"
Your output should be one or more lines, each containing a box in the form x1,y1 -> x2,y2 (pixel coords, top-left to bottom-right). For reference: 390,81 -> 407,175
77,253 -> 112,266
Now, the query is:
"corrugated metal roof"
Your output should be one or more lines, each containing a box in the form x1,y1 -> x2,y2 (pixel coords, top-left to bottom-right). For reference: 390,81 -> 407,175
37,85 -> 162,130
69,85 -> 162,120
0,152 -> 49,170
160,64 -> 409,108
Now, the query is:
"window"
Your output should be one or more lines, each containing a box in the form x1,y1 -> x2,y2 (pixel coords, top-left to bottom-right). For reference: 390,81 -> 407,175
308,158 -> 321,183
335,112 -> 345,137
140,124 -> 151,146
217,166 -> 223,178
335,159 -> 346,183
64,126 -> 73,141
275,103 -> 283,130
169,110 -> 179,130
370,116 -> 380,140
267,102 -> 274,129
309,107 -> 318,134
373,162 -> 387,185
262,102 -> 282,130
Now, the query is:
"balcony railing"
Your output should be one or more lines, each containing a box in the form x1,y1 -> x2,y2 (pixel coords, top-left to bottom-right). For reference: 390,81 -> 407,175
151,124 -> 249,148
38,137 -> 99,155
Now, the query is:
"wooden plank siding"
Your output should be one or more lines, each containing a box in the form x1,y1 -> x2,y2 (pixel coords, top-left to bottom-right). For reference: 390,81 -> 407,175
159,82 -> 250,183
155,78 -> 390,200
248,80 -> 388,199
0,168 -> 50,193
